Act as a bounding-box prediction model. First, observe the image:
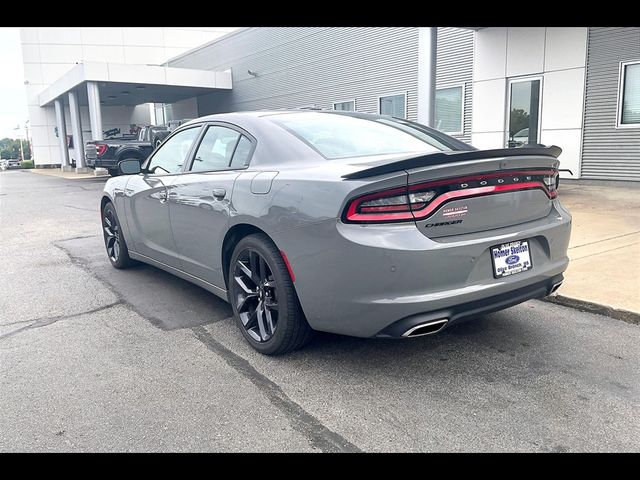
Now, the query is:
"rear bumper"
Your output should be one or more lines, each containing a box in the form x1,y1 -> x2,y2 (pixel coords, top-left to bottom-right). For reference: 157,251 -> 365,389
376,273 -> 563,337
86,157 -> 118,169
272,199 -> 572,338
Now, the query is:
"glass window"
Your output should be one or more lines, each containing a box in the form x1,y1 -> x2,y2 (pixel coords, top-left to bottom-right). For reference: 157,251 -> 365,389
507,79 -> 541,148
435,86 -> 463,133
230,136 -> 253,169
379,94 -> 406,119
146,126 -> 200,174
333,100 -> 355,111
191,126 -> 241,172
621,62 -> 640,125
270,112 -> 452,160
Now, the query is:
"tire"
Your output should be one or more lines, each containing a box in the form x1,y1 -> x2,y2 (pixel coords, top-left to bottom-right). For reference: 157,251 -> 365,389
228,233 -> 313,355
102,202 -> 136,269
152,136 -> 163,150
108,168 -> 119,177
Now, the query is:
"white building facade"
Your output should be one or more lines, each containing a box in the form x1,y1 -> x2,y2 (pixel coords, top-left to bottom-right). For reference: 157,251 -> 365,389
21,27 -> 640,181
21,27 -> 237,167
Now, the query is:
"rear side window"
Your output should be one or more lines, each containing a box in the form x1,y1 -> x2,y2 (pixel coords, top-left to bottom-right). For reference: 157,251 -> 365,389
270,112 -> 453,160
190,125 -> 254,172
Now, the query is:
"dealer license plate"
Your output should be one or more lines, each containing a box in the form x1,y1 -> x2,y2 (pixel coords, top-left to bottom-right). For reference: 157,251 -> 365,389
491,240 -> 533,278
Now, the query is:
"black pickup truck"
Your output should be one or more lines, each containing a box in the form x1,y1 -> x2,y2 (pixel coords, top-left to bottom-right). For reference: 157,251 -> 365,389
85,125 -> 171,176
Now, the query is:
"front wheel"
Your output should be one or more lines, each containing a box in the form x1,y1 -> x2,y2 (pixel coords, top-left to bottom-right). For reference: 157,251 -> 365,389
229,234 -> 313,355
102,202 -> 136,269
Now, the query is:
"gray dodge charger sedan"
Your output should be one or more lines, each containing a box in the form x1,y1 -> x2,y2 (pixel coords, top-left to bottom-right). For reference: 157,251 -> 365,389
100,111 -> 571,355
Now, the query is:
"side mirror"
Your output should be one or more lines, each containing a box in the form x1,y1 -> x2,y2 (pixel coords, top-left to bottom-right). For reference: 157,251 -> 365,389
118,159 -> 141,175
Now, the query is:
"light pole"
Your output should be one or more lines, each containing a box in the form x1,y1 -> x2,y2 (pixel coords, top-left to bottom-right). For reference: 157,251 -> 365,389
24,120 -> 31,160
13,125 -> 24,162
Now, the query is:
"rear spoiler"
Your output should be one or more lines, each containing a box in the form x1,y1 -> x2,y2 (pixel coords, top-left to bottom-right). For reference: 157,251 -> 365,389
342,145 -> 562,180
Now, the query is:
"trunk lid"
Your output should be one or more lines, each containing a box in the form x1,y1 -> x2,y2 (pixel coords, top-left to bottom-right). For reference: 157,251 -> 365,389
341,147 -> 561,238
406,152 -> 560,238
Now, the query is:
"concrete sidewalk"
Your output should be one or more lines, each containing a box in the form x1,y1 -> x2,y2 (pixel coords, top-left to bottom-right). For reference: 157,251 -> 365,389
551,180 -> 640,320
28,168 -> 108,180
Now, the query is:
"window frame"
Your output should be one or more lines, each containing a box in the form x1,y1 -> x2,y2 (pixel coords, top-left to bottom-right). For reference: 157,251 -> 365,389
377,91 -> 408,119
332,99 -> 356,112
505,75 -> 544,148
616,60 -> 640,129
434,84 -> 465,135
141,124 -> 204,177
182,121 -> 258,174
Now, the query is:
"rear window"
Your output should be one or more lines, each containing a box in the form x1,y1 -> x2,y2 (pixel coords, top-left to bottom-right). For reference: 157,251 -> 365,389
269,112 -> 454,159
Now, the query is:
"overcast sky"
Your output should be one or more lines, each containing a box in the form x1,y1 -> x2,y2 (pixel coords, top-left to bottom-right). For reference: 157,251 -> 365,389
0,28 -> 28,140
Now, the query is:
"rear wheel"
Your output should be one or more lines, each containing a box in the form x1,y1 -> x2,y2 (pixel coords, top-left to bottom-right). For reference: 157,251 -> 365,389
229,234 -> 313,355
102,202 -> 135,269
107,168 -> 119,177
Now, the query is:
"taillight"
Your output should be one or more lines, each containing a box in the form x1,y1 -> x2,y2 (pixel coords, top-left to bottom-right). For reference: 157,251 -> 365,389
343,169 -> 558,224
344,186 -> 431,223
543,171 -> 559,199
95,144 -> 108,157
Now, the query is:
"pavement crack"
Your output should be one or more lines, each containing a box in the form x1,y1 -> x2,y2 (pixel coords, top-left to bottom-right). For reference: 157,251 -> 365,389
569,230 -> 640,249
191,326 -> 362,453
64,204 -> 97,212
0,301 -> 124,342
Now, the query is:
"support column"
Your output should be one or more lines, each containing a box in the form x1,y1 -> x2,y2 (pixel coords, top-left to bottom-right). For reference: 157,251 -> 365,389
68,89 -> 87,173
86,81 -> 103,140
417,27 -> 438,127
54,99 -> 72,171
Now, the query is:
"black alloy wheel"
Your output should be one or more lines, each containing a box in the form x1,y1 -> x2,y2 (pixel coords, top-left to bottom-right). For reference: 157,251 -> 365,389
102,202 -> 135,269
229,234 -> 313,355
233,248 -> 279,342
103,207 -> 121,263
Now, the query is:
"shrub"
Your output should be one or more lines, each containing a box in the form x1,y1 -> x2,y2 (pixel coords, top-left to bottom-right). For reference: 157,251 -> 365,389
20,160 -> 34,169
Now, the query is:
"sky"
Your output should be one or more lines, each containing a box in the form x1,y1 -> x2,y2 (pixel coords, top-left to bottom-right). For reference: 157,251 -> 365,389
0,28 -> 28,140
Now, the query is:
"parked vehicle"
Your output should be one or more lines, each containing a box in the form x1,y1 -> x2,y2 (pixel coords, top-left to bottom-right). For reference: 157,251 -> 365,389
100,111 -> 571,355
85,125 -> 166,176
0,158 -> 22,170
86,120 -> 194,176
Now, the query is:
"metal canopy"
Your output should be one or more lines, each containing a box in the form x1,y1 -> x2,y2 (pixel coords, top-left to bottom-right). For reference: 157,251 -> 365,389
38,61 -> 232,108
61,82 -> 221,107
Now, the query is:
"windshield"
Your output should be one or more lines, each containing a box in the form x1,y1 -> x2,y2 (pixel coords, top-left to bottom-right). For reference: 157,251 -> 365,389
269,112 -> 455,159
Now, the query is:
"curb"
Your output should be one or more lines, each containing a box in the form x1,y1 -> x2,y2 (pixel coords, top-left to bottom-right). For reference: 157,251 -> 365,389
541,294 -> 640,325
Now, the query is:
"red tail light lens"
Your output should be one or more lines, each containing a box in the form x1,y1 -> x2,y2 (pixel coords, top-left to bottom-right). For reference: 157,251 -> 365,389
343,169 -> 558,224
95,144 -> 108,157
344,186 -> 437,223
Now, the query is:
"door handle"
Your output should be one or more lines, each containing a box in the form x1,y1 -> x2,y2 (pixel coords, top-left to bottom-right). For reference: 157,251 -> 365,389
158,189 -> 168,203
212,188 -> 226,199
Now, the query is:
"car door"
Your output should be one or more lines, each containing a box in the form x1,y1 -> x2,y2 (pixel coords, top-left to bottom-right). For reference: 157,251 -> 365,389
169,123 -> 256,287
124,125 -> 202,268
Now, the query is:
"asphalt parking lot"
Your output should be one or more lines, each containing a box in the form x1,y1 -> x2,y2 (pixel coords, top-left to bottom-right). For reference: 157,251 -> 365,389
1,169 -> 638,452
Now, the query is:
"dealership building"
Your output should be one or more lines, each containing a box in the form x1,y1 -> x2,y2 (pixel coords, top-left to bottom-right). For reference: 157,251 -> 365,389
21,27 -> 640,181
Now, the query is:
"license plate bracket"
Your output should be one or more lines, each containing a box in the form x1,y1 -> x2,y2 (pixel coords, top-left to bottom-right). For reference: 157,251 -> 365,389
491,240 -> 533,278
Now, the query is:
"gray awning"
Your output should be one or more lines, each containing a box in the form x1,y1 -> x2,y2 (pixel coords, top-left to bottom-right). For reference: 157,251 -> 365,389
38,61 -> 232,107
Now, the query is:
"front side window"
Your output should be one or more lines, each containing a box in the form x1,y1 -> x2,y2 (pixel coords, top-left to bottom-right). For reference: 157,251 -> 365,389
620,62 -> 640,126
333,100 -> 355,111
270,112 -> 453,160
379,94 -> 406,119
146,126 -> 201,174
435,86 -> 463,134
507,78 -> 541,148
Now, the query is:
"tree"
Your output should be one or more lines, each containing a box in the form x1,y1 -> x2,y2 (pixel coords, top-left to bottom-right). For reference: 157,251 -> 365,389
0,137 -> 31,160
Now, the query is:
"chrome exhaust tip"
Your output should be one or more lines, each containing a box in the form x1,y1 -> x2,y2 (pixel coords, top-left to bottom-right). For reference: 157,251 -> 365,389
549,281 -> 563,295
402,319 -> 449,337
